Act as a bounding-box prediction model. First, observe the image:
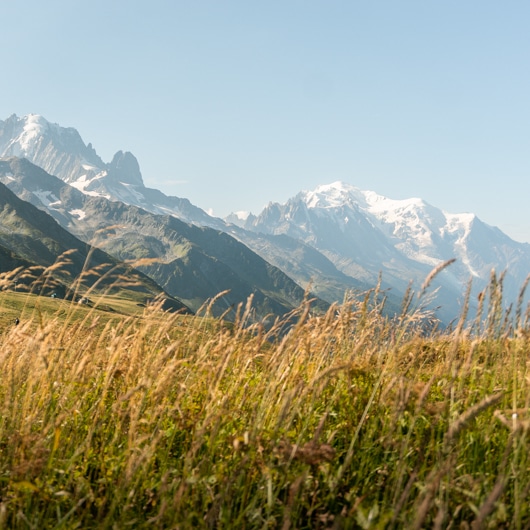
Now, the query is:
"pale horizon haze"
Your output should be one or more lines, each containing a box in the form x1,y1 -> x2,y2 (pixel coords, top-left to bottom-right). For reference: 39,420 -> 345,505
1,1 -> 530,242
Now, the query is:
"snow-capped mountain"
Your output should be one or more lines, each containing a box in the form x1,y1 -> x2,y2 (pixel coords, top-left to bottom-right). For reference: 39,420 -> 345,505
2,113 -> 529,322
0,157 -> 330,321
0,115 -> 375,308
0,114 -> 224,228
234,181 -> 530,316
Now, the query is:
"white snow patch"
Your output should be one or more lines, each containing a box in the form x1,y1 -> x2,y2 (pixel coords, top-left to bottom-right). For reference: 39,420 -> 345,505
304,181 -> 361,209
72,186 -> 108,198
117,182 -> 147,203
69,177 -> 110,198
233,210 -> 251,221
444,212 -> 480,277
17,115 -> 46,153
70,209 -> 86,220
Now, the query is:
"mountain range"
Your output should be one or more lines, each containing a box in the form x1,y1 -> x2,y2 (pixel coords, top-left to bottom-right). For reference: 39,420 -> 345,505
1,113 -> 529,324
232,182 -> 530,321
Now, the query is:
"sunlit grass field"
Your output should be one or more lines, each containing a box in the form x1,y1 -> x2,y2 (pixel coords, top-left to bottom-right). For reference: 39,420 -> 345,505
1,262 -> 530,529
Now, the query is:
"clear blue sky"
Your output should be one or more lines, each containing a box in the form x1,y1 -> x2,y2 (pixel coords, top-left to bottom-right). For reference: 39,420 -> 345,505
1,1 -> 530,242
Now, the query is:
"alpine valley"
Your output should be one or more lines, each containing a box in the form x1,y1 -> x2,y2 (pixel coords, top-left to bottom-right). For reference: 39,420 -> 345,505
1,113 -> 529,324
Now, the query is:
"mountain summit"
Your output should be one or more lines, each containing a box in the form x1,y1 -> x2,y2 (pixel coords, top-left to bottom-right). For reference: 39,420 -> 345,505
232,181 -> 530,319
107,150 -> 143,187
0,114 -> 221,227
2,115 -> 529,323
0,114 -> 105,184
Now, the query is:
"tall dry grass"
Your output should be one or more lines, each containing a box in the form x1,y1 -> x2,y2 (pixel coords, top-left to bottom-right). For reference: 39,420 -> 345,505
0,263 -> 529,528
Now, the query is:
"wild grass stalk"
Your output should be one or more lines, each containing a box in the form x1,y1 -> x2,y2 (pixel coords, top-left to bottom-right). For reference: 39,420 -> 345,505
0,262 -> 529,527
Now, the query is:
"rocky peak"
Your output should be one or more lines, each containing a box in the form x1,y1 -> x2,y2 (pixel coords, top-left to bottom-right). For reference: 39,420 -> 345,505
107,150 -> 144,187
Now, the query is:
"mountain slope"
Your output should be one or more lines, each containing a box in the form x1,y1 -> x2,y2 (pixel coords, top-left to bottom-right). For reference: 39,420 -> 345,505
235,182 -> 530,319
0,157 -> 327,320
3,114 -> 529,323
0,114 -> 225,228
0,242 -> 33,275
0,177 -> 190,312
0,114 -> 378,306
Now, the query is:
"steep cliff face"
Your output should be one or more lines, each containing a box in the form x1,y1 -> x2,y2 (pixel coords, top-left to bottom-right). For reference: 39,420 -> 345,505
0,114 -> 226,227
107,150 -> 144,187
0,114 -> 104,184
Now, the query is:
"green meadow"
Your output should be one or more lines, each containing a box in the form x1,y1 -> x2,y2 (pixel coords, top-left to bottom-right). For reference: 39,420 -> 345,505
1,265 -> 530,529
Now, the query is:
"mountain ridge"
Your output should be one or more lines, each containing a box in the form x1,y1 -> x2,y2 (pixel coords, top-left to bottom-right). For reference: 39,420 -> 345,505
2,114 -> 529,323
0,156 -> 328,321
0,177 -> 191,312
0,114 -> 226,228
231,180 -> 530,320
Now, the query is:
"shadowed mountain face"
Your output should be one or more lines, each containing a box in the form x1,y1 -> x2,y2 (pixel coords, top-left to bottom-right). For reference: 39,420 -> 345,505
0,178 -> 190,312
0,243 -> 33,274
0,158 -> 327,321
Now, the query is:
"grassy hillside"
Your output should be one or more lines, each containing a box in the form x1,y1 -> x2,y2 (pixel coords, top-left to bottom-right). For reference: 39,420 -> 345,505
0,159 -> 328,321
0,269 -> 529,528
0,180 -> 191,315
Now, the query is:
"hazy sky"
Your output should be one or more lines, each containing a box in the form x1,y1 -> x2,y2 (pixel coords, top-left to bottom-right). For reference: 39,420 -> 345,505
1,1 -> 530,242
